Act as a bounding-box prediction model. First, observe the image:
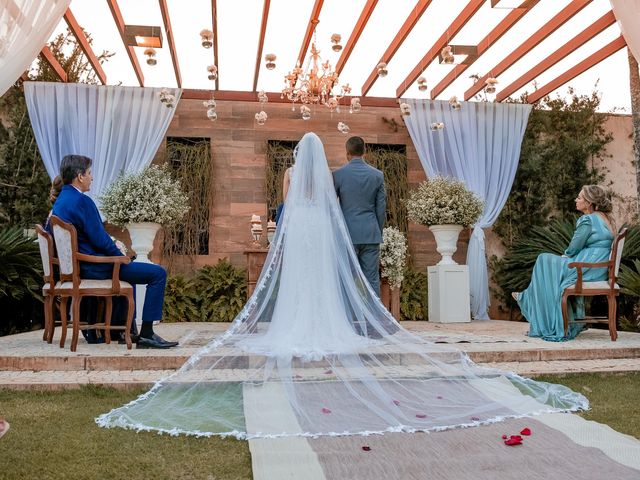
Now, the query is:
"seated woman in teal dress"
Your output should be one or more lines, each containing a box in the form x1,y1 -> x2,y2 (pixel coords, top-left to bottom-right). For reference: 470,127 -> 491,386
513,185 -> 615,341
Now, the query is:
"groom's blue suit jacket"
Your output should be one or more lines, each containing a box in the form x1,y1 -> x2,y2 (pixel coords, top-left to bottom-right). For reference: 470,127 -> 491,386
51,185 -> 123,277
333,157 -> 386,244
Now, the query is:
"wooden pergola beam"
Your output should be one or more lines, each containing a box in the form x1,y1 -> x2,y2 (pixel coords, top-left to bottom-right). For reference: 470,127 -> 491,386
106,0 -> 144,86
63,8 -> 107,85
527,35 -> 626,104
496,11 -> 616,102
180,88 -> 399,106
335,0 -> 378,75
396,0 -> 485,98
211,0 -> 219,90
429,2 -> 538,100
296,0 -> 324,66
159,0 -> 181,87
463,0 -> 590,101
361,0 -> 432,96
252,0 -> 271,92
40,46 -> 67,82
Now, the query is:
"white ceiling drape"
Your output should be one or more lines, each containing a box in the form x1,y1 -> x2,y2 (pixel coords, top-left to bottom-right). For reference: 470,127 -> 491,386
0,0 -> 70,97
610,0 -> 640,62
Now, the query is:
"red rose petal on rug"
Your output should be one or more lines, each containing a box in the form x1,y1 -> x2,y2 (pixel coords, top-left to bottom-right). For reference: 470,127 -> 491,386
415,413 -> 427,419
504,437 -> 522,446
520,428 -> 532,436
321,408 -> 332,414
362,446 -> 371,451
509,435 -> 523,441
393,400 -> 401,406
501,435 -> 508,439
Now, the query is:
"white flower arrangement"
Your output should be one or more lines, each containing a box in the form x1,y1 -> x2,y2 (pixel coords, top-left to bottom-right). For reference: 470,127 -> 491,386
406,176 -> 484,227
380,226 -> 407,290
100,164 -> 189,227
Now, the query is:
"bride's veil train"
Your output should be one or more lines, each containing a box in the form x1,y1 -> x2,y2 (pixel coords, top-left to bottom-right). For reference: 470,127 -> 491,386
96,132 -> 587,439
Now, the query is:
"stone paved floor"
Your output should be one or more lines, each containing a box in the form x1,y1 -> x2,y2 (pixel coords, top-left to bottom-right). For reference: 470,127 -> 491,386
1,320 -> 639,388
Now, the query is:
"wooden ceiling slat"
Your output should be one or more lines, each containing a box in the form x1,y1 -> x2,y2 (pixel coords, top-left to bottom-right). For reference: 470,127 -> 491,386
361,0 -> 432,96
335,0 -> 378,75
211,0 -> 219,90
429,2 -> 538,100
527,35 -> 625,104
496,11 -> 616,102
395,0 -> 485,98
159,0 -> 182,87
63,8 -> 107,85
296,0 -> 324,67
252,0 -> 271,92
106,0 -> 144,86
40,46 -> 67,82
463,0 -> 590,101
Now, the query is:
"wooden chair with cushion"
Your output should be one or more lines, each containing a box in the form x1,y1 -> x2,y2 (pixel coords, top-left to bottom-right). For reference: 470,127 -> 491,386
35,224 -> 59,343
49,216 -> 135,351
562,228 -> 628,341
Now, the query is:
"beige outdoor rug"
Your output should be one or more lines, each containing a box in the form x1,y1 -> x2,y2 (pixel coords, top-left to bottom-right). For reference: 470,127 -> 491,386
245,381 -> 640,480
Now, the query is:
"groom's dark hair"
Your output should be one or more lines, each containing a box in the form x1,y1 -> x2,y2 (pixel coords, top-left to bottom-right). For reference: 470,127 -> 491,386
346,136 -> 365,156
60,155 -> 92,185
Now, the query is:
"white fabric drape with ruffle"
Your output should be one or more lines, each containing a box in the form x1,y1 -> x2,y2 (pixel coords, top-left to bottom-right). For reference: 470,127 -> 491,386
0,0 -> 70,97
610,0 -> 640,62
404,99 -> 531,320
24,82 -> 181,209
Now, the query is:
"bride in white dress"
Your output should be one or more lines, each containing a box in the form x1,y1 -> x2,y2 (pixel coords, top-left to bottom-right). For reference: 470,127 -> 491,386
97,133 -> 587,439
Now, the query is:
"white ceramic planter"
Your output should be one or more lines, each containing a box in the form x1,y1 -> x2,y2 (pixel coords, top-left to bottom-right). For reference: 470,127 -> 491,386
429,224 -> 463,265
126,222 -> 161,264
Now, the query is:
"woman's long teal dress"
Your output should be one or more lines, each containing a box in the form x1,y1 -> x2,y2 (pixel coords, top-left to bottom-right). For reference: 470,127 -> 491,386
517,213 -> 614,341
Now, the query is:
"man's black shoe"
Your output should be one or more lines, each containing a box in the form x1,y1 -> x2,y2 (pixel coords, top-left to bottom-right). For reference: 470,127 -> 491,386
136,333 -> 179,349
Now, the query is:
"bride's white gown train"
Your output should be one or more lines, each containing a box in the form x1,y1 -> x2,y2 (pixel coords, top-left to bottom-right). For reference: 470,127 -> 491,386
96,133 -> 587,439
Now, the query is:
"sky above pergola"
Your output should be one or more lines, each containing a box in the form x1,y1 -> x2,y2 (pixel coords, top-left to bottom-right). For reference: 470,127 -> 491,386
42,0 -> 632,112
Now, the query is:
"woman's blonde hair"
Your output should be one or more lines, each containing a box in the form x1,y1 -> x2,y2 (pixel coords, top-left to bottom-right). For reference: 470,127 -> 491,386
581,185 -> 615,232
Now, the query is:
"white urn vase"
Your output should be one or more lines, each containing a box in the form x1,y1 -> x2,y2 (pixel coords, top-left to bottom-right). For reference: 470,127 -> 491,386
429,224 -> 463,265
126,222 -> 161,263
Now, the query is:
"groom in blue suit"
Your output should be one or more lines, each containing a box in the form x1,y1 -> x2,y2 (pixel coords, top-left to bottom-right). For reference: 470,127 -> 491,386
333,136 -> 386,296
51,155 -> 178,349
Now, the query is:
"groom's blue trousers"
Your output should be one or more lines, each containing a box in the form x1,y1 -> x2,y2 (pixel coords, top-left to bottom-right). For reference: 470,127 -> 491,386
354,243 -> 380,297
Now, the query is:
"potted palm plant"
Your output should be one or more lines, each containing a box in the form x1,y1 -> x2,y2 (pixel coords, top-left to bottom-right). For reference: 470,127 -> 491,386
406,176 -> 483,265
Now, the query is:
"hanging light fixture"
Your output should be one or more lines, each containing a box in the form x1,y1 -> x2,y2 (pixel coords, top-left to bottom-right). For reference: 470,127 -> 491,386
200,29 -> 213,48
281,20 -> 352,111
331,33 -> 342,52
207,64 -> 218,81
485,77 -> 498,94
377,61 -> 388,77
144,48 -> 157,66
417,77 -> 427,92
265,53 -> 277,70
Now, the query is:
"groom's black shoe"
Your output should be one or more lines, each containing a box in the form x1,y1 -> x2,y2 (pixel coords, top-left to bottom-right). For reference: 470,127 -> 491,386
137,333 -> 179,349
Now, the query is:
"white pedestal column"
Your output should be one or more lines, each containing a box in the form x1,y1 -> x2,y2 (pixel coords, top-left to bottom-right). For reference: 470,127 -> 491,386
428,264 -> 471,323
127,222 -> 161,328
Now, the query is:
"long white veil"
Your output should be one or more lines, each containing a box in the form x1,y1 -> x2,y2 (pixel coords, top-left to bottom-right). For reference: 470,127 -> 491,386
96,132 -> 587,439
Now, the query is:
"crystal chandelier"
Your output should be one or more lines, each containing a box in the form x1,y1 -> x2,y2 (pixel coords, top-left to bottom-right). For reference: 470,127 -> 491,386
281,21 -> 351,112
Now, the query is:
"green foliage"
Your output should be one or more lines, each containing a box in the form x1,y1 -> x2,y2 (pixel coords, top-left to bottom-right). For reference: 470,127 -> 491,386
163,260 -> 247,322
163,274 -> 200,323
400,268 -> 428,321
196,260 -> 247,322
0,228 -> 44,336
0,228 -> 42,301
366,145 -> 409,233
494,89 -> 611,246
0,28 -> 113,229
164,138 -> 214,269
265,141 -> 295,216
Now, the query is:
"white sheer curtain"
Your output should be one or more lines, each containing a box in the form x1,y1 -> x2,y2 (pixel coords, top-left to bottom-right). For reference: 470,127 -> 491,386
24,82 -> 181,208
610,0 -> 640,62
0,0 -> 70,97
404,99 -> 531,320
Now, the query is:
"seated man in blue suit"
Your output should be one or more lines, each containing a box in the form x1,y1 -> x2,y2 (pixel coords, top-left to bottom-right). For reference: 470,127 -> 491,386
52,154 -> 178,349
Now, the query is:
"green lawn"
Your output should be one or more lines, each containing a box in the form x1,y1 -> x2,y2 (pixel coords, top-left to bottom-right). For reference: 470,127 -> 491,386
0,372 -> 638,479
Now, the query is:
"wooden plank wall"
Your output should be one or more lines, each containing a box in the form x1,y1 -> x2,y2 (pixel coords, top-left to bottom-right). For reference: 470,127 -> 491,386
153,98 -> 470,271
